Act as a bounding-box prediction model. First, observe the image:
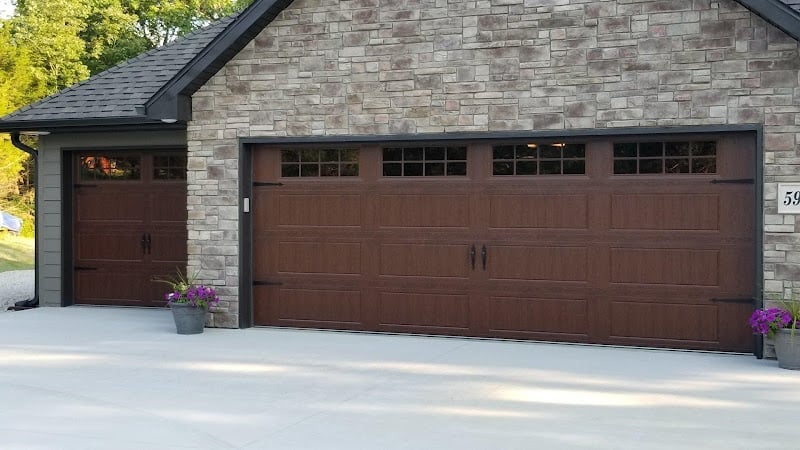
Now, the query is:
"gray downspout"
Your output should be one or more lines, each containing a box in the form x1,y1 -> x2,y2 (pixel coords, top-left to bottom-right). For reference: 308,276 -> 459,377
9,132 -> 38,307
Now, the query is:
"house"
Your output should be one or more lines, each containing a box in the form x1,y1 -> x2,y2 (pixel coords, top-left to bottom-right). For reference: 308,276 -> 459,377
3,0 -> 800,355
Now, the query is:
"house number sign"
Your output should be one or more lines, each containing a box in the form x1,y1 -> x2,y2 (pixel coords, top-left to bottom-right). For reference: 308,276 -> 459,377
778,184 -> 800,214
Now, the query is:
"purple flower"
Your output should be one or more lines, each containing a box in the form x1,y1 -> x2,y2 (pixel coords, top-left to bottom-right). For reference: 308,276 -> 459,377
165,282 -> 219,309
749,307 -> 792,338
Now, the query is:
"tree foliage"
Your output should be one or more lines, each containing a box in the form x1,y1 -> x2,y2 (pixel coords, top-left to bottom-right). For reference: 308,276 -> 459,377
0,0 -> 254,236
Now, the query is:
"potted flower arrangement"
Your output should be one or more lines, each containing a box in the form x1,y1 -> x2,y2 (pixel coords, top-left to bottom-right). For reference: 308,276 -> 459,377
156,270 -> 220,335
749,300 -> 800,370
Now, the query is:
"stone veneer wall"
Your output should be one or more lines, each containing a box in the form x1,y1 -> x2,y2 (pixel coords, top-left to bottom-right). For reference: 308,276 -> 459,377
188,0 -> 800,328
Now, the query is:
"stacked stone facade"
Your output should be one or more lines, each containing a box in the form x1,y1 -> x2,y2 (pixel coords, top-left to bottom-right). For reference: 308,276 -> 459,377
188,0 -> 800,328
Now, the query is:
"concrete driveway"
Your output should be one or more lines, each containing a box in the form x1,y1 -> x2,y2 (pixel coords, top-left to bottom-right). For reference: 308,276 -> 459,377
0,307 -> 797,449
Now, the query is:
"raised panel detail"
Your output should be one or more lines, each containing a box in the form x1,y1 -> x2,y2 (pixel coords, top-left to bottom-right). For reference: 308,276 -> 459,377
77,193 -> 146,222
611,194 -> 719,230
277,289 -> 361,324
379,292 -> 469,329
278,242 -> 361,274
487,296 -> 588,335
380,244 -> 469,278
378,195 -> 469,228
278,194 -> 361,227
610,302 -> 718,342
76,272 -> 145,302
611,248 -> 719,286
489,195 -> 588,229
489,246 -> 587,281
76,232 -> 143,262
150,192 -> 188,224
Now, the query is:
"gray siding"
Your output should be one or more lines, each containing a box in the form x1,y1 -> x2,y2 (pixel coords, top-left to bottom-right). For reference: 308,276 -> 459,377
36,130 -> 186,307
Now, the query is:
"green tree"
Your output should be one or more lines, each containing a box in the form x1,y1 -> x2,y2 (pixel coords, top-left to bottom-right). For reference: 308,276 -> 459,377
0,20 -> 45,236
12,0 -> 91,92
123,0 -> 253,47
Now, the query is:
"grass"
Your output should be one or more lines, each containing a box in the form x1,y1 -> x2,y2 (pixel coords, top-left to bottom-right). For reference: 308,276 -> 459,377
0,233 -> 34,272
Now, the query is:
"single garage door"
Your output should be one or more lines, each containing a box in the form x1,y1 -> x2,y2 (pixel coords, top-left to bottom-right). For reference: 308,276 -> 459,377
72,152 -> 188,307
251,134 -> 755,352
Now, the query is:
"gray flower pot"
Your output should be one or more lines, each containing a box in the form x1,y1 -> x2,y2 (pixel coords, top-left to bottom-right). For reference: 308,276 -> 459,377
170,303 -> 207,335
774,328 -> 800,370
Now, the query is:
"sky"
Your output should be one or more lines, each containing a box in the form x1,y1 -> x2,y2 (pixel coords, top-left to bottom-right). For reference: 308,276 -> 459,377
0,0 -> 13,19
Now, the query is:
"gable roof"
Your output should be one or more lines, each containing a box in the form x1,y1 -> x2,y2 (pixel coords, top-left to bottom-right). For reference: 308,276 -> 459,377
1,0 -> 799,134
0,0 -> 293,133
0,16 -> 236,132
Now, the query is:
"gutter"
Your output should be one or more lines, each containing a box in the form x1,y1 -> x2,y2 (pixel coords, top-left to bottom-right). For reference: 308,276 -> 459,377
9,132 -> 39,308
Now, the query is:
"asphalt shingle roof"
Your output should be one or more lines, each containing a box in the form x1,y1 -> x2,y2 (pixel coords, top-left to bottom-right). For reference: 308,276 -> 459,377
0,15 -> 236,124
781,0 -> 800,14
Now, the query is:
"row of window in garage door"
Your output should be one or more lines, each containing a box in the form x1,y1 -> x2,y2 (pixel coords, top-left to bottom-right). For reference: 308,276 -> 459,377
277,140 -> 718,178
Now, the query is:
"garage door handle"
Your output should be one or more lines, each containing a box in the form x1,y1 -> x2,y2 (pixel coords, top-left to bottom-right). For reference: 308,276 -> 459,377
469,245 -> 476,270
481,245 -> 487,271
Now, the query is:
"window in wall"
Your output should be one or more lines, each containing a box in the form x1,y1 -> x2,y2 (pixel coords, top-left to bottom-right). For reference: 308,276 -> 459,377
382,146 -> 467,177
613,141 -> 716,175
154,155 -> 187,180
492,143 -> 586,176
80,156 -> 141,181
281,149 -> 359,177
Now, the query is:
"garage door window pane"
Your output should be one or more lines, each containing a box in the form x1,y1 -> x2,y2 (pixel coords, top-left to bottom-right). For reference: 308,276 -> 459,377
281,149 -> 359,177
492,143 -> 585,176
80,156 -> 141,181
613,141 -> 716,175
493,161 -> 514,175
383,146 -> 467,177
563,160 -> 586,175
154,155 -> 187,180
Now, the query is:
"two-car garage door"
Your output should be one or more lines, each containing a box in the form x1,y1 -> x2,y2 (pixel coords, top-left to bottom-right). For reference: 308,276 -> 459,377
251,134 -> 755,352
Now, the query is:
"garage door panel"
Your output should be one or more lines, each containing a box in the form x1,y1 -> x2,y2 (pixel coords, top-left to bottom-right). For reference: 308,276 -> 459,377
75,270 -> 162,306
610,248 -> 719,286
380,244 -> 469,278
278,194 -> 362,227
378,194 -> 469,228
486,296 -> 589,336
77,192 -> 146,223
611,194 -> 719,231
278,242 -> 362,274
720,191 -> 755,236
76,231 -> 144,262
276,288 -> 363,324
488,246 -> 588,282
150,231 -> 189,264
719,246 -> 755,292
378,292 -> 470,330
149,190 -> 187,224
253,238 -> 272,278
489,194 -> 588,229
610,301 -> 719,342
253,188 -> 276,229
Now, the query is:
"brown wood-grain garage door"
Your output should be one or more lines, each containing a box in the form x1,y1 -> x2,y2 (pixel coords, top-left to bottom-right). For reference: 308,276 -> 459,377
73,152 -> 187,307
251,134 -> 755,352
